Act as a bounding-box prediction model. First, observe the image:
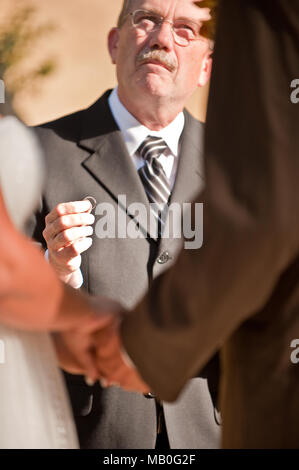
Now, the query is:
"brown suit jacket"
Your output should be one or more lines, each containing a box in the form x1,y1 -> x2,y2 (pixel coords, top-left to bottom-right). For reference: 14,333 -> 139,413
121,0 -> 299,448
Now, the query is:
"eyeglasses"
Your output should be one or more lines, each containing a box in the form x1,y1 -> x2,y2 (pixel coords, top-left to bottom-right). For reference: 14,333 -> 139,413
127,9 -> 208,47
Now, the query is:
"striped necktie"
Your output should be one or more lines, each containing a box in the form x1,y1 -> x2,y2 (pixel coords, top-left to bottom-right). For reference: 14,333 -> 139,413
138,136 -> 171,238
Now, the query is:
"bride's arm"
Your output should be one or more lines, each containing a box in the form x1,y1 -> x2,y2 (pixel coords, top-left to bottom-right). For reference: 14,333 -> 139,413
0,188 -> 66,330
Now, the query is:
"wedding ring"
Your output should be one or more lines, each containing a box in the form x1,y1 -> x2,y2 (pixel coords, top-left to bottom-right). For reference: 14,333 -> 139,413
83,196 -> 97,210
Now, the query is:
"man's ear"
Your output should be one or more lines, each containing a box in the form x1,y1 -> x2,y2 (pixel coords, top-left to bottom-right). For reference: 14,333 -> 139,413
108,28 -> 120,64
198,51 -> 213,87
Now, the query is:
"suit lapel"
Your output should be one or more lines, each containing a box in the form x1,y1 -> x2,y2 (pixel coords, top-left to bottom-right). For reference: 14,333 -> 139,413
170,110 -> 205,206
160,111 -> 205,253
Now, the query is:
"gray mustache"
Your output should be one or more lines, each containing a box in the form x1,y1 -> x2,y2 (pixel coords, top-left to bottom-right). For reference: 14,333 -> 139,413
136,48 -> 177,72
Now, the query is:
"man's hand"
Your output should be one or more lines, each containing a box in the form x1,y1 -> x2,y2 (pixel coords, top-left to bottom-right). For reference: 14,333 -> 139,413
53,296 -> 125,385
53,314 -> 114,383
43,201 -> 95,285
51,289 -> 150,392
94,314 -> 151,394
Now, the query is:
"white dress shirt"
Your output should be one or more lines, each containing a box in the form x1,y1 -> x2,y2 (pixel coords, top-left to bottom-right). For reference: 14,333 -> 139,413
108,87 -> 184,189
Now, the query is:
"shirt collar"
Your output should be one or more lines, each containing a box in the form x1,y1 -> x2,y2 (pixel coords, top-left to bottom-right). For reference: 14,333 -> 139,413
108,87 -> 184,157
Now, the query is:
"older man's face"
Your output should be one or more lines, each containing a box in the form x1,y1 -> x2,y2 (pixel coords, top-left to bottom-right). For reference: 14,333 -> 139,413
109,0 -> 212,109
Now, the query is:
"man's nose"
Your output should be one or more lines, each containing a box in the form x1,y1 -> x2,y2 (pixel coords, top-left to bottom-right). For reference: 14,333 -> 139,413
148,20 -> 174,51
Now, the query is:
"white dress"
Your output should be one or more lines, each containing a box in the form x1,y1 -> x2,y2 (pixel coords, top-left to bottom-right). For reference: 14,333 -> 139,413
0,326 -> 78,449
0,117 -> 78,449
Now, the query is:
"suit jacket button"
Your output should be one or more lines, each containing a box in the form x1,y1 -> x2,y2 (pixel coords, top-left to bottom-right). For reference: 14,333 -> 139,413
144,393 -> 156,399
157,251 -> 171,264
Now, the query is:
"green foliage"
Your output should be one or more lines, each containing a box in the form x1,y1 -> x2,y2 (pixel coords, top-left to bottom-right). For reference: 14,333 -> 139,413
0,5 -> 56,95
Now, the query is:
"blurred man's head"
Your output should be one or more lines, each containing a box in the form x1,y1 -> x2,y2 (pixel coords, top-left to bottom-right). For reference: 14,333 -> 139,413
108,0 -> 214,128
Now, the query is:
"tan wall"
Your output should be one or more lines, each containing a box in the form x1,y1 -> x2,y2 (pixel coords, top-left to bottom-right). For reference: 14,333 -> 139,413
1,0 -> 209,125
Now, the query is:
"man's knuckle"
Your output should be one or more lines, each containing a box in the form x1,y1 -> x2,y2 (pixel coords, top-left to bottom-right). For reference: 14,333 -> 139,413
59,215 -> 69,229
65,263 -> 76,272
61,229 -> 71,242
69,243 -> 79,257
65,257 -> 78,271
42,228 -> 48,240
56,203 -> 66,216
47,238 -> 56,251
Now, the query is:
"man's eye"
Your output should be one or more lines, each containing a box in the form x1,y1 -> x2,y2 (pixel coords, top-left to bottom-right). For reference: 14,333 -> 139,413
137,14 -> 158,25
174,21 -> 199,37
177,23 -> 195,33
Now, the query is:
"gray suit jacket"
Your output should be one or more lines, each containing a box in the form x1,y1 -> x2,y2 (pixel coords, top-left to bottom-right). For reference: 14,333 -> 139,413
29,90 -> 220,449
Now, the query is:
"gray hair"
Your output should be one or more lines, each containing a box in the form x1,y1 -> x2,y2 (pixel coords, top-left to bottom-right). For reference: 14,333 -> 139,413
117,0 -> 133,28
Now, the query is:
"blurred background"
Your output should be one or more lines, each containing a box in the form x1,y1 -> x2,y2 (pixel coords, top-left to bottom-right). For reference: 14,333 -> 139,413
0,0 -> 210,125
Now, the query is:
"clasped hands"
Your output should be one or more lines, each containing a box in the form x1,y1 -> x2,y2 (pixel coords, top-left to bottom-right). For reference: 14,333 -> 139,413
53,299 -> 150,394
